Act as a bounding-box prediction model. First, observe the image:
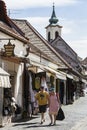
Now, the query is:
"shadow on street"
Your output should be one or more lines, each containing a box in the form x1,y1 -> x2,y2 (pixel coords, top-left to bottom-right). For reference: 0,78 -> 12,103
12,121 -> 61,128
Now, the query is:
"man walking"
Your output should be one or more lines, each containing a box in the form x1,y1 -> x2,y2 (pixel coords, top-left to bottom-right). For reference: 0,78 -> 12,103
35,86 -> 49,124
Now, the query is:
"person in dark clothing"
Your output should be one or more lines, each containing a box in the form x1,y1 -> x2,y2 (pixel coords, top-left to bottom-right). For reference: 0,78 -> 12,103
70,83 -> 76,102
59,81 -> 64,104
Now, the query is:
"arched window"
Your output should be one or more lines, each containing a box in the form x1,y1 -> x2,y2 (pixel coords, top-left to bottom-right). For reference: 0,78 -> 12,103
55,31 -> 58,39
48,32 -> 50,42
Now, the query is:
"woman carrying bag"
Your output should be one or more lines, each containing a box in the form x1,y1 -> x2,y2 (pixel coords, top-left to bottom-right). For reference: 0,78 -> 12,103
48,87 -> 60,125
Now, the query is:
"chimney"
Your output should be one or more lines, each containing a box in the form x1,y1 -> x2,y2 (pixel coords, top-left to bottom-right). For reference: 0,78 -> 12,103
0,0 -> 11,26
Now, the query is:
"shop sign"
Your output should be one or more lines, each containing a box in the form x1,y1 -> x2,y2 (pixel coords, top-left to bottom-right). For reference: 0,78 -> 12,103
4,40 -> 15,57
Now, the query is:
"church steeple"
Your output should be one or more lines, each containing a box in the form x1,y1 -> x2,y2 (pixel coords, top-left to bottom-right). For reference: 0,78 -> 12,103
49,3 -> 58,25
46,4 -> 62,42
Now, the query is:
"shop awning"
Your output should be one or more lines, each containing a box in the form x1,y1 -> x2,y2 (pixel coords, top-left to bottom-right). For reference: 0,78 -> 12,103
56,74 -> 66,80
0,67 -> 10,76
73,75 -> 79,81
67,74 -> 73,79
29,61 -> 66,80
0,67 -> 11,88
29,60 -> 43,68
82,79 -> 87,84
44,66 -> 66,80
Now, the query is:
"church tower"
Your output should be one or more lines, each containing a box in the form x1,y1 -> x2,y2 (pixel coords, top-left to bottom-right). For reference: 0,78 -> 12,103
46,4 -> 62,42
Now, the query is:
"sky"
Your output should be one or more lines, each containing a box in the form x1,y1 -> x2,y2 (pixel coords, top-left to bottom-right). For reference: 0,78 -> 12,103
4,0 -> 87,59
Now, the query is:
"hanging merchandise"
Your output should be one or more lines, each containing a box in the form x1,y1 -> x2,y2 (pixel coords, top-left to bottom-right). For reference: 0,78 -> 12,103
35,77 -> 40,90
29,73 -> 33,93
50,75 -> 55,87
41,76 -> 48,91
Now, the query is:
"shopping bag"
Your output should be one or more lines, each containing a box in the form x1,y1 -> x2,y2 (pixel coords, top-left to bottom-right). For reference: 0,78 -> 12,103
56,107 -> 65,120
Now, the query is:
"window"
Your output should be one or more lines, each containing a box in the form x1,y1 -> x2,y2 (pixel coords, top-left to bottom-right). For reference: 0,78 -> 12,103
55,31 -> 59,39
48,32 -> 50,42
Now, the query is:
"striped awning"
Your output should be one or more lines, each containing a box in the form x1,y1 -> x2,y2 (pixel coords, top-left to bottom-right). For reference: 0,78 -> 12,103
0,67 -> 11,88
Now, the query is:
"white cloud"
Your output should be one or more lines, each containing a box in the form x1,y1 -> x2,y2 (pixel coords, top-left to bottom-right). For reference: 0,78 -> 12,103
68,39 -> 87,59
26,17 -> 48,26
62,27 -> 72,34
61,19 -> 75,35
5,0 -> 78,9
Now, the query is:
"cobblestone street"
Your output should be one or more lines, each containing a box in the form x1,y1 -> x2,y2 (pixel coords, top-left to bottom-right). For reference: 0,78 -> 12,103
1,95 -> 87,130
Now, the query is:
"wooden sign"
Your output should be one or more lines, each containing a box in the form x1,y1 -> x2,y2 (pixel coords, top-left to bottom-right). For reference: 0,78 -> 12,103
4,40 -> 15,57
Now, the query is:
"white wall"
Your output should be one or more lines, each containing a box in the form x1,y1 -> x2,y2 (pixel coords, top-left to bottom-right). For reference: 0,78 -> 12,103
46,26 -> 62,40
1,59 -> 24,107
0,31 -> 27,108
14,63 -> 24,107
0,32 -> 28,57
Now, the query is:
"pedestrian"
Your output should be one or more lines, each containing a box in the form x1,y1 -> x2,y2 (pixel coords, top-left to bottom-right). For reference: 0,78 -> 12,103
35,86 -> 49,124
48,87 -> 60,125
59,81 -> 64,104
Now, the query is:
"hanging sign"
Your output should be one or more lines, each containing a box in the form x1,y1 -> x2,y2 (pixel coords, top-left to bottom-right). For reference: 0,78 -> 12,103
4,40 -> 15,57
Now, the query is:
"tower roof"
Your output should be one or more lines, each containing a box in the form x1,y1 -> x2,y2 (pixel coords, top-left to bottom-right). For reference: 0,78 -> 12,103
49,3 -> 58,25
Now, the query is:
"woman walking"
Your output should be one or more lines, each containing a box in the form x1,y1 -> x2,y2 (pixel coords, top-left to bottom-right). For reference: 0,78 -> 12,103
48,87 -> 60,125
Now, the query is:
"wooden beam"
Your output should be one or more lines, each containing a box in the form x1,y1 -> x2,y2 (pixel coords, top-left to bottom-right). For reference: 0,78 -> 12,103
1,56 -> 22,63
